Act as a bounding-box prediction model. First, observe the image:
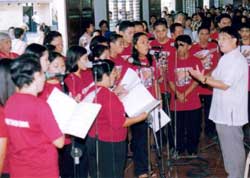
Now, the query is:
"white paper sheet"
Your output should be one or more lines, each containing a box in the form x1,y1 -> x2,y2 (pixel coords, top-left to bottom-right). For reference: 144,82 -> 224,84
120,68 -> 161,117
47,88 -> 101,139
149,109 -> 171,132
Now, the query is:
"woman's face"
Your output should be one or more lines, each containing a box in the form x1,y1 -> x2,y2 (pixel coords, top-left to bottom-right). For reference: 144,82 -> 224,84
40,50 -> 50,72
135,35 -> 150,56
48,56 -> 66,74
51,36 -> 63,53
77,54 -> 89,70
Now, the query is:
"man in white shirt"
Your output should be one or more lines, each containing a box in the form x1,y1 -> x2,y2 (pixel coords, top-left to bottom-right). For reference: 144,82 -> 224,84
189,26 -> 248,178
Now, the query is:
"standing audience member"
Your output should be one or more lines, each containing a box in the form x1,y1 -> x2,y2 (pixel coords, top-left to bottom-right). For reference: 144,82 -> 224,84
11,28 -> 27,55
0,33 -> 18,59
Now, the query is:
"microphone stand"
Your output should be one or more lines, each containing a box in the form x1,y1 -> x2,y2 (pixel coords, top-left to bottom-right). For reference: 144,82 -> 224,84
93,69 -> 100,178
58,75 -> 82,178
147,57 -> 166,178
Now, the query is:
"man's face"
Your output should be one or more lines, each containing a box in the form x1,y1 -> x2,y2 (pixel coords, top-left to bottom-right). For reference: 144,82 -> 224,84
218,17 -> 232,29
120,27 -> 135,44
239,27 -> 250,40
0,39 -> 11,53
218,32 -> 236,53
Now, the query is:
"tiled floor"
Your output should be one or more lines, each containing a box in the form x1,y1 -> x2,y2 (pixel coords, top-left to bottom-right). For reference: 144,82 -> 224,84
124,131 -> 250,178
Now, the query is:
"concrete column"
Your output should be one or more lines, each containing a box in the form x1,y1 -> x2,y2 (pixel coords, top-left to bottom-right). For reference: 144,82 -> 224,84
133,0 -> 140,21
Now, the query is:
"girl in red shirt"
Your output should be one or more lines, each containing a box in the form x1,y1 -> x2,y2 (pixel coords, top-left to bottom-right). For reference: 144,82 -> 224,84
129,32 -> 161,178
85,59 -> 147,178
39,51 -> 66,100
0,59 -> 16,176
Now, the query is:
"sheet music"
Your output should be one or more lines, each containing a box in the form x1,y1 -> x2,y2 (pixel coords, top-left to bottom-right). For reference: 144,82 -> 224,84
47,88 -> 101,139
149,109 -> 171,132
120,68 -> 161,117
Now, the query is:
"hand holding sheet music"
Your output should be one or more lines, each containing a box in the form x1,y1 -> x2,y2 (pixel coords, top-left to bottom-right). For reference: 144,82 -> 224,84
47,88 -> 101,139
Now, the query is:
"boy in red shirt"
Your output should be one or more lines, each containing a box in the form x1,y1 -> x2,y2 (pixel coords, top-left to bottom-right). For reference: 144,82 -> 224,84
168,35 -> 202,155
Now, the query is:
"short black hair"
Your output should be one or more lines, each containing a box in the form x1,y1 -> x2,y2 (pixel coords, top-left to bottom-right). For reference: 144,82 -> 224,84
219,26 -> 240,44
119,20 -> 134,32
108,33 -> 123,43
25,43 -> 48,59
48,51 -> 64,63
238,23 -> 250,30
82,20 -> 94,33
198,25 -> 210,34
89,36 -> 108,51
99,20 -> 109,28
133,21 -> 144,27
66,46 -> 87,73
216,13 -> 232,24
43,31 -> 62,45
170,23 -> 183,33
10,54 -> 41,89
153,18 -> 168,29
92,44 -> 109,59
92,59 -> 115,82
14,27 -> 24,39
175,34 -> 192,46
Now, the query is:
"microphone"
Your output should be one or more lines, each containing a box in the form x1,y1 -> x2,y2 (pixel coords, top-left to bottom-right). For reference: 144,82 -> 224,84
85,61 -> 105,68
127,57 -> 148,67
45,72 -> 68,79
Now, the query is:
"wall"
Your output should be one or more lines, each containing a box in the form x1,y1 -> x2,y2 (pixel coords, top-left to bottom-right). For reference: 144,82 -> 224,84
0,4 -> 23,31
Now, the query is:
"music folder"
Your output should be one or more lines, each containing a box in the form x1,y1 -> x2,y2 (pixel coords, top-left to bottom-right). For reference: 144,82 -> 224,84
47,88 -> 101,139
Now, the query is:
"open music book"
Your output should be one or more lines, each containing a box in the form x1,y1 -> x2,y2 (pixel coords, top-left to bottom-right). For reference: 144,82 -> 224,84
120,68 -> 161,117
47,88 -> 101,139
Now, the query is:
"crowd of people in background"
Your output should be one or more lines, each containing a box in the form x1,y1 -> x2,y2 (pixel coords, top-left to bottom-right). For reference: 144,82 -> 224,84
0,3 -> 249,178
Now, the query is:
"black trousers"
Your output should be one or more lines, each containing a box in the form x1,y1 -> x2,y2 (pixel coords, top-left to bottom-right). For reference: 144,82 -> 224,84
171,108 -> 202,154
58,137 -> 88,178
131,121 -> 149,176
200,95 -> 216,136
86,136 -> 126,178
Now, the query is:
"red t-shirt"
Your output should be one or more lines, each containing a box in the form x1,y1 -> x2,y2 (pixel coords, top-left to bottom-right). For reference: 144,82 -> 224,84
0,51 -> 19,59
4,93 -> 63,178
120,44 -> 132,61
110,55 -> 131,83
64,70 -> 93,100
86,86 -> 127,142
210,32 -> 218,41
38,82 -> 71,144
168,54 -> 202,111
190,42 -> 219,95
129,57 -> 160,98
0,106 -> 7,137
38,82 -> 63,101
150,39 -> 176,93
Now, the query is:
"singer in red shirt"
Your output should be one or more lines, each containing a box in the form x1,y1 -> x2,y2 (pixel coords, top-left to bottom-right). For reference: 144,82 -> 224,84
168,35 -> 202,155
190,26 -> 219,138
128,32 -> 161,178
0,59 -> 16,176
4,55 -> 64,178
84,59 -> 147,178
